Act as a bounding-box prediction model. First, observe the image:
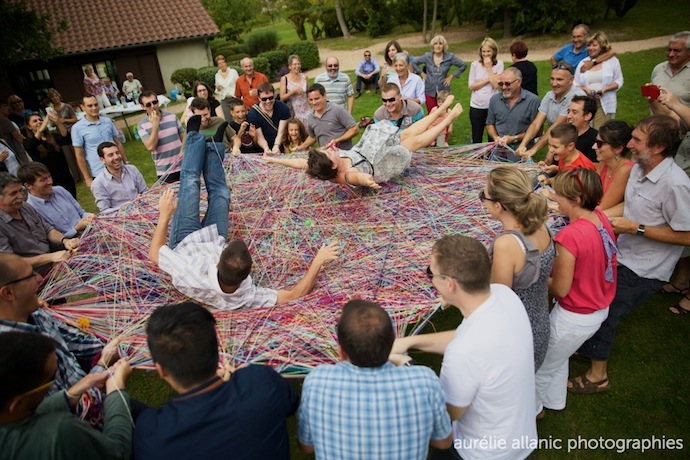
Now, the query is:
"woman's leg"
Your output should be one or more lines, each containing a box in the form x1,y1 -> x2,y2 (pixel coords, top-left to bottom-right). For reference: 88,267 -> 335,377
401,104 -> 463,151
400,95 -> 455,138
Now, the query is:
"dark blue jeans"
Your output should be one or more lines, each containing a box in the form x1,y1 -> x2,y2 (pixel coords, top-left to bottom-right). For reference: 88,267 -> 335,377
169,131 -> 230,248
578,264 -> 663,361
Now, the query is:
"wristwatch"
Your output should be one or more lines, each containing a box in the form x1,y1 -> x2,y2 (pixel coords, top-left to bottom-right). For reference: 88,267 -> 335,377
636,224 -> 646,236
592,58 -> 598,65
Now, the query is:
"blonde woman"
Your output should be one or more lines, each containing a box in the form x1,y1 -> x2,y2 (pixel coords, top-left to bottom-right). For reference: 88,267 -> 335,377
412,35 -> 467,112
574,32 -> 623,129
469,37 -> 504,143
483,166 -> 554,370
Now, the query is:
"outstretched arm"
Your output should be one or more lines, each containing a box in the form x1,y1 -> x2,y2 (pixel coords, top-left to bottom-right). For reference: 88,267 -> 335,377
149,189 -> 177,265
276,242 -> 340,304
263,154 -> 308,170
343,171 -> 380,189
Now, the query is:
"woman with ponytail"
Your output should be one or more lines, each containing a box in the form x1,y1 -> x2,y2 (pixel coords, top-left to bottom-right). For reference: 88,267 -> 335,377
483,166 -> 554,370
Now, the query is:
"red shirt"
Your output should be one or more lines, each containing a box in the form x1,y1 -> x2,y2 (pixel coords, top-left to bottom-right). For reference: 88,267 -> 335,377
554,208 -> 617,314
234,72 -> 269,109
558,150 -> 596,171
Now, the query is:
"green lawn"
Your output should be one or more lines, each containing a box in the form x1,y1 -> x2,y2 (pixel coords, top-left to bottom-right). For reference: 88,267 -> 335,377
97,25 -> 690,459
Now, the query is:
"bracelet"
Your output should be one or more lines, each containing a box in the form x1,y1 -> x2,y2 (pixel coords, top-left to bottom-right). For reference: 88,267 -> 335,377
61,236 -> 68,244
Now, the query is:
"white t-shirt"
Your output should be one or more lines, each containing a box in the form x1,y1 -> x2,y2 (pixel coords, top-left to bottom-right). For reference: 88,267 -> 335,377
441,284 -> 537,460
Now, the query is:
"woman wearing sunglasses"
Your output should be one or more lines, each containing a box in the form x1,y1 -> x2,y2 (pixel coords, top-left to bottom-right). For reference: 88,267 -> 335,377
21,112 -> 77,197
592,120 -> 633,212
483,166 -> 553,371
535,168 -> 617,412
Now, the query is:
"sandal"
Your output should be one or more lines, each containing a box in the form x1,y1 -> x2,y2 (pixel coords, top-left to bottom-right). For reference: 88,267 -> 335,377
668,294 -> 690,315
660,283 -> 689,295
567,374 -> 609,394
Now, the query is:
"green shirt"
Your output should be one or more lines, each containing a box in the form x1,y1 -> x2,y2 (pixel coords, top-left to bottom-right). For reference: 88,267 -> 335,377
0,390 -> 132,460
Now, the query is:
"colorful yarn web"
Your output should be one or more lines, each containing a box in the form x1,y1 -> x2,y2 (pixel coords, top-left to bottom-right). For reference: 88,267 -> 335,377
40,142 -> 540,377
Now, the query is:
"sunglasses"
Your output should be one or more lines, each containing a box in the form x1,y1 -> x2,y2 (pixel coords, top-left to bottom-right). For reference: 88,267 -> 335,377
552,62 -> 574,74
260,96 -> 274,102
327,65 -> 339,69
381,97 -> 397,103
497,80 -> 518,87
478,190 -> 497,202
1,271 -> 38,287
594,139 -> 609,148
569,168 -> 585,197
144,100 -> 159,108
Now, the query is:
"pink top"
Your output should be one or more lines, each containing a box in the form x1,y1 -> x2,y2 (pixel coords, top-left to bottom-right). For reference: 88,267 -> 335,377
84,75 -> 103,96
469,60 -> 504,109
599,160 -> 634,194
554,208 -> 617,314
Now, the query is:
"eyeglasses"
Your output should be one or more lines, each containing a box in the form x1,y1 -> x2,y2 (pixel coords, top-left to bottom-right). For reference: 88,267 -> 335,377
478,190 -> 497,202
552,62 -> 574,74
259,96 -> 274,102
144,100 -> 159,108
21,378 -> 55,398
497,80 -> 518,87
1,271 -> 39,287
569,168 -> 585,198
364,54 -> 371,57
426,266 -> 454,281
381,97 -> 397,103
667,47 -> 686,54
594,139 -> 609,148
10,101 -> 23,105
327,65 -> 339,69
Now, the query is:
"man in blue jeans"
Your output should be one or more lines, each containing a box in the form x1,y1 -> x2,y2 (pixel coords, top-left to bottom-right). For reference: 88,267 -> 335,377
148,116 -> 340,310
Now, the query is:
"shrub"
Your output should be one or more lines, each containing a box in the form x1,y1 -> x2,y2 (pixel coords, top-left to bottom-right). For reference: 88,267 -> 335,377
221,23 -> 242,42
246,29 -> 278,56
367,15 -> 394,38
196,66 -> 217,89
258,50 -> 288,81
288,41 -> 320,71
170,68 -> 198,94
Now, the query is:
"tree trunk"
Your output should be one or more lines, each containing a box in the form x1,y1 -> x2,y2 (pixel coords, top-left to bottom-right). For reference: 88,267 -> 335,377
431,0 -> 438,38
503,7 -> 512,38
422,0 -> 428,43
334,0 -> 352,38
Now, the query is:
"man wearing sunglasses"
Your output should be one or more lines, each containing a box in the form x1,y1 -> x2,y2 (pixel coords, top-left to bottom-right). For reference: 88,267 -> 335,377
373,83 -> 423,130
0,254 -> 122,394
515,62 -> 585,162
391,235 -> 537,460
138,91 -> 184,183
247,82 -> 291,154
314,57 -> 355,113
0,331 -> 132,459
486,67 -> 540,156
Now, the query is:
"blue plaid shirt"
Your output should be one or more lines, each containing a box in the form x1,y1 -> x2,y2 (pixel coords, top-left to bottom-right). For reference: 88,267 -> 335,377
298,361 -> 451,460
0,309 -> 104,395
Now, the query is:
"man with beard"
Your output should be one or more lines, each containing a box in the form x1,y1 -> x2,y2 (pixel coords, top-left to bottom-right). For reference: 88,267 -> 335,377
569,115 -> 690,394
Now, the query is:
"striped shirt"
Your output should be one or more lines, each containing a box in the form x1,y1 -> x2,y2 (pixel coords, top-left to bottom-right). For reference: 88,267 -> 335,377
0,309 -> 104,395
314,72 -> 354,108
158,225 -> 278,310
138,111 -> 183,176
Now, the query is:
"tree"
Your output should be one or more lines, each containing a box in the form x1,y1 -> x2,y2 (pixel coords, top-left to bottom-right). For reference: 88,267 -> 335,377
334,0 -> 352,38
0,2 -> 65,69
422,0 -> 429,43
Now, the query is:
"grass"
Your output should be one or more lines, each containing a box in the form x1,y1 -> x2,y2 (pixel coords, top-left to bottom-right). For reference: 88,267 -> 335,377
85,12 -> 690,457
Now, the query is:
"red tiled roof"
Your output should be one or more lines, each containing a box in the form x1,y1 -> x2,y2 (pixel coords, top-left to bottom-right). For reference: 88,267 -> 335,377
23,0 -> 219,55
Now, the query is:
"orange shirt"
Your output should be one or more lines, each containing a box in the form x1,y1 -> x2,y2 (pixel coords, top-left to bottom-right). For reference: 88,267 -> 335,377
558,150 -> 596,172
234,72 -> 269,109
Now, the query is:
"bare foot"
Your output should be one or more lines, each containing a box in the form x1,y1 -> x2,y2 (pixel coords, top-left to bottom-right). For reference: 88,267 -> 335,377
449,103 -> 464,119
438,94 -> 455,110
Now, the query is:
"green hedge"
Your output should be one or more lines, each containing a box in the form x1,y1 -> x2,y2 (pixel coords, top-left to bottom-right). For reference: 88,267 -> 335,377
196,66 -> 217,89
288,41 -> 320,71
246,29 -> 278,56
170,67 -> 198,94
258,50 -> 288,81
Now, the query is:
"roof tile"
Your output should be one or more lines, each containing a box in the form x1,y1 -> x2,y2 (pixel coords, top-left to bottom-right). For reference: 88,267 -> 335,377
24,0 -> 219,55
